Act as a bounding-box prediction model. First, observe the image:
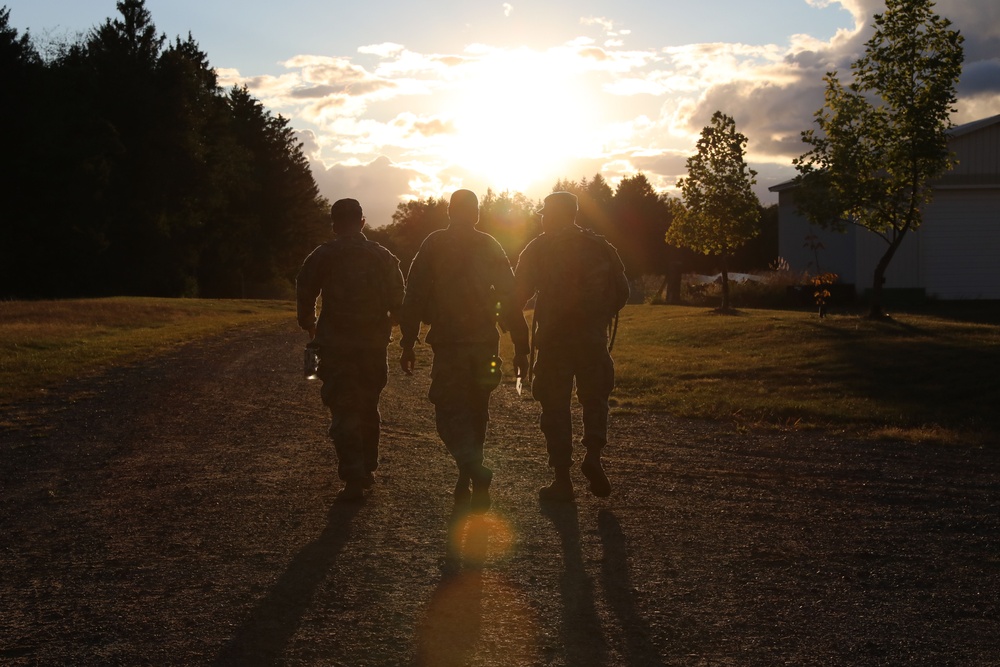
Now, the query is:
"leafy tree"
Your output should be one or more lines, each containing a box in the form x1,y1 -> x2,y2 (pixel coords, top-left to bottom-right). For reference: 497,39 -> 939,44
793,0 -> 964,319
666,111 -> 761,312
553,174 -> 614,237
477,188 -> 539,261
367,197 -> 451,272
613,173 -> 677,279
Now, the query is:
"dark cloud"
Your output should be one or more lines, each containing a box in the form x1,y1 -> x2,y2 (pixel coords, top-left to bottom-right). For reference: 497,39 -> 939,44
958,58 -> 1000,96
290,85 -> 343,99
346,80 -> 397,95
310,156 -> 423,228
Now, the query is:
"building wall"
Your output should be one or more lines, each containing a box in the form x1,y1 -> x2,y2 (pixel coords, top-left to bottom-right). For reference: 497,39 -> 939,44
920,188 -> 1000,299
775,116 -> 1000,300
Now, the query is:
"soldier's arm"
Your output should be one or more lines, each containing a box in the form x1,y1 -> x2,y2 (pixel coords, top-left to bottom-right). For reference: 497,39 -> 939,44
512,241 -> 540,311
491,245 -> 530,356
399,241 -> 431,349
295,246 -> 325,335
608,242 -> 630,313
384,251 -> 405,323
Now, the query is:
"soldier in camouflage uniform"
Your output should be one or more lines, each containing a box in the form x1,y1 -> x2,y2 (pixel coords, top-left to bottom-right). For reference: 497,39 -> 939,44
297,198 -> 405,502
399,189 -> 529,511
514,191 -> 629,502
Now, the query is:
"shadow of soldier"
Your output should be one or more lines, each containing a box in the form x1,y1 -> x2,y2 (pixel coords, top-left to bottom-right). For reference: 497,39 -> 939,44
598,509 -> 666,666
414,506 -> 488,666
540,500 -> 609,667
213,502 -> 362,667
415,506 -> 535,666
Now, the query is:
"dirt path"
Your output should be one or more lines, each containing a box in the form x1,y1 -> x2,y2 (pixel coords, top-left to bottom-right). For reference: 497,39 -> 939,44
2,321 -> 999,666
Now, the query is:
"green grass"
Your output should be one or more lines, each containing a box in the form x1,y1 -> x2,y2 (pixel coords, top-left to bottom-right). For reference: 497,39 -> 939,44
607,304 -> 1000,443
0,297 -> 293,406
4,298 -> 998,444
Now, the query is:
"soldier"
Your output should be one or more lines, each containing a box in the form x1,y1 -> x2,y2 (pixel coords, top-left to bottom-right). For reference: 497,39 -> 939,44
297,198 -> 405,502
514,191 -> 629,502
399,189 -> 529,511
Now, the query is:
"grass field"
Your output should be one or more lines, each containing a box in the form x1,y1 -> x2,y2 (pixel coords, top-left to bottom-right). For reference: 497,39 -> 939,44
3,297 -> 998,443
0,297 -> 292,406
605,304 -> 1000,443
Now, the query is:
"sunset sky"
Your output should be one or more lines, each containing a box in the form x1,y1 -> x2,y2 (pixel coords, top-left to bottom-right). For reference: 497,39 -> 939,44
8,0 -> 1000,226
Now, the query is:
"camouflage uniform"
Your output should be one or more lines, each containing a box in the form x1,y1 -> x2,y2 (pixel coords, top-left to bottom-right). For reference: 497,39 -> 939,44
514,224 -> 629,470
296,230 -> 404,484
400,225 -> 529,471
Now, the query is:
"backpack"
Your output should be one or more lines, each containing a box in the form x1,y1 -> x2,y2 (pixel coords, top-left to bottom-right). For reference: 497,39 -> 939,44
320,239 -> 390,327
424,231 -> 499,337
536,229 -> 626,329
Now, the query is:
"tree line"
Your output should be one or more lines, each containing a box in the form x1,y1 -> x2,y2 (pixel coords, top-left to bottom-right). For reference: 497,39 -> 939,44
373,175 -> 777,285
1,1 -> 778,302
0,1 -> 328,299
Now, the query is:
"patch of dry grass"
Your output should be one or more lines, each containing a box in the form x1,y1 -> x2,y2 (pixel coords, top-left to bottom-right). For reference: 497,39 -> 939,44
0,297 -> 292,405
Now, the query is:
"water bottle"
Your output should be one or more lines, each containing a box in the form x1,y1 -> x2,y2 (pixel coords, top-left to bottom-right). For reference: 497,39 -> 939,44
303,344 -> 320,380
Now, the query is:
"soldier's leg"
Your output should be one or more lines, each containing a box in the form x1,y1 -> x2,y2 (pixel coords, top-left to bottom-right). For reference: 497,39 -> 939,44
430,346 -> 491,505
532,347 -> 575,468
575,344 -> 615,497
532,347 -> 575,501
359,348 -> 389,484
319,352 -> 367,499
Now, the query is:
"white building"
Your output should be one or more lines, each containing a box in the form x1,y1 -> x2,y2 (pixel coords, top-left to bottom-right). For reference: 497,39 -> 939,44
769,114 -> 1000,300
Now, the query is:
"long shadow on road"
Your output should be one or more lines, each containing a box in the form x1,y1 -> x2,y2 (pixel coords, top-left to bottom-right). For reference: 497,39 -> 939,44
214,502 -> 362,667
598,509 -> 667,667
541,500 -> 609,667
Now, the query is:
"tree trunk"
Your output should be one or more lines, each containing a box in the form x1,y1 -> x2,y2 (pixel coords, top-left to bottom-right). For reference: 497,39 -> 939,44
720,254 -> 730,312
868,234 -> 905,319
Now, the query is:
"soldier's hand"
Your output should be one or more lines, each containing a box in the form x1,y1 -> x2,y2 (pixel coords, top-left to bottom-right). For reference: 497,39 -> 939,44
399,347 -> 416,375
513,353 -> 530,379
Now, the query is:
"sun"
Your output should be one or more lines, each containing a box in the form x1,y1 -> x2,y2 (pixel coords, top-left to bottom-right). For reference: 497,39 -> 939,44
445,48 -> 604,193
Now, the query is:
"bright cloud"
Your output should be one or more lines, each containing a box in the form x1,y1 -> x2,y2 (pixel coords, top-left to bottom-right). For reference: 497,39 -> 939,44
214,0 -> 1000,223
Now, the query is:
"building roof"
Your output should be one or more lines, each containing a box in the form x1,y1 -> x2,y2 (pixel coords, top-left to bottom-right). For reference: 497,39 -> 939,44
767,113 -> 1000,193
948,113 -> 1000,138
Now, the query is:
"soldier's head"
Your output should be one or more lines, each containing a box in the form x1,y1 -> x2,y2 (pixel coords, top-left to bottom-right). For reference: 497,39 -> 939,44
448,189 -> 480,227
330,198 -> 365,234
536,191 -> 577,233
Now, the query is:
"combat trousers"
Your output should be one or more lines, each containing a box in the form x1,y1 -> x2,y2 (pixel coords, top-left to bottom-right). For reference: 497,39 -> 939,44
318,346 -> 388,482
428,343 -> 501,469
531,341 -> 615,469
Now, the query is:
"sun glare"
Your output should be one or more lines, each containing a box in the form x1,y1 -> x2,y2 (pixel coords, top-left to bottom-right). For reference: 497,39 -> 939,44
446,49 -> 602,193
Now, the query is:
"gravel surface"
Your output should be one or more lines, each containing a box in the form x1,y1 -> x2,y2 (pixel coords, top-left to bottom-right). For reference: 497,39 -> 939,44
2,321 -> 998,666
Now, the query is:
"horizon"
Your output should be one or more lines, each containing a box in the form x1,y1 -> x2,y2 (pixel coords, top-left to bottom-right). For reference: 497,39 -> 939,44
6,0 -> 999,226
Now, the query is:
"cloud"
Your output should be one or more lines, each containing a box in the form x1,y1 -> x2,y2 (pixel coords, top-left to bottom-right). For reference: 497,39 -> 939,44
228,0 -> 1000,210
310,156 -> 427,227
503,3 -> 513,18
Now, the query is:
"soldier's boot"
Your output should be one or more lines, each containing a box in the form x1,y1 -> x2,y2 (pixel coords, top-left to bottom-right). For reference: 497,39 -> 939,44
468,463 -> 493,513
336,479 -> 366,502
539,467 -> 574,502
581,452 -> 611,498
454,472 -> 472,504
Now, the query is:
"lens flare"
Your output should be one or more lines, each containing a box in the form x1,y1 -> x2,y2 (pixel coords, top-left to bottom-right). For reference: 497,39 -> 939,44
448,512 -> 515,566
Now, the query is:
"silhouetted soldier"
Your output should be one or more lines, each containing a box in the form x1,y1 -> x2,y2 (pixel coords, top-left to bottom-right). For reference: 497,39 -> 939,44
399,189 -> 529,511
297,198 -> 405,501
514,191 -> 629,501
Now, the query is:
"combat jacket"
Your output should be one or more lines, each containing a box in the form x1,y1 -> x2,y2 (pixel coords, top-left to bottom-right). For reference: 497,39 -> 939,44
514,225 -> 629,348
400,225 -> 529,355
296,230 -> 405,350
